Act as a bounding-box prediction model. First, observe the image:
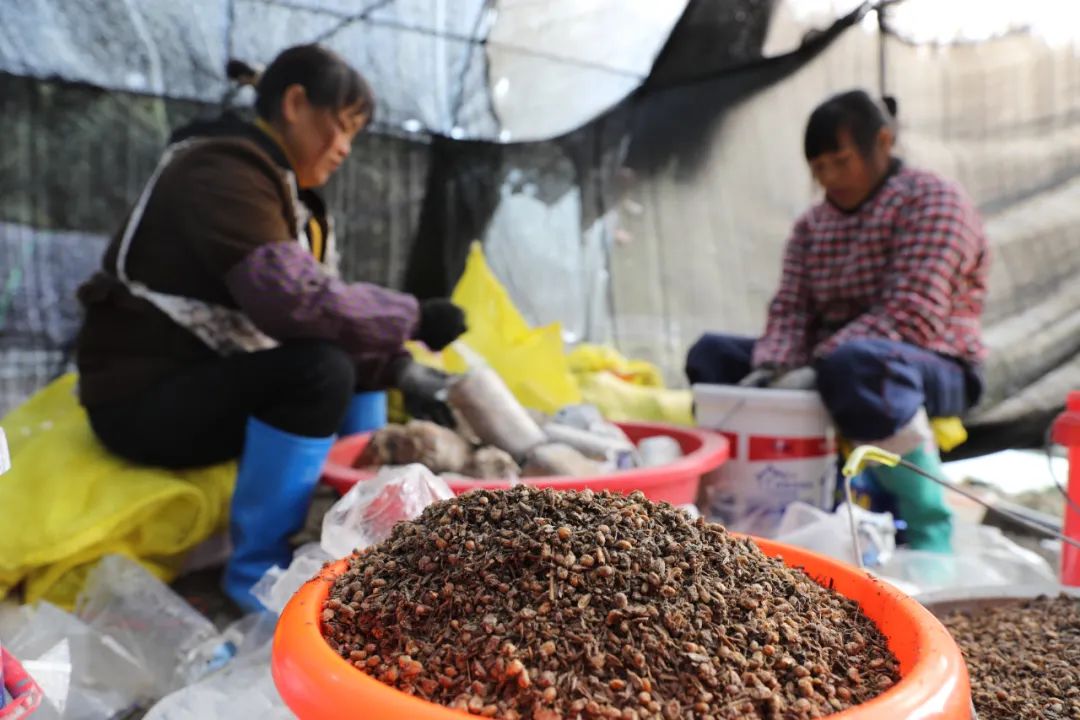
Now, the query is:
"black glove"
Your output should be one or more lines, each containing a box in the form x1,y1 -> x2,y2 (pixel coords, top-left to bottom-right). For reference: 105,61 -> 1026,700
395,359 -> 457,427
414,299 -> 467,352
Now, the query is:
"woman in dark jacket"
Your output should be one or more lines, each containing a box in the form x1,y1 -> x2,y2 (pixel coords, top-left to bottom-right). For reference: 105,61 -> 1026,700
76,45 -> 466,611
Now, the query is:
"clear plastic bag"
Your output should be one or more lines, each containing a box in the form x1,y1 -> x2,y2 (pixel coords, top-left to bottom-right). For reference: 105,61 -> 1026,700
143,615 -> 290,720
74,555 -> 227,696
321,464 -> 454,559
876,522 -> 1057,595
6,601 -> 141,718
19,639 -> 72,715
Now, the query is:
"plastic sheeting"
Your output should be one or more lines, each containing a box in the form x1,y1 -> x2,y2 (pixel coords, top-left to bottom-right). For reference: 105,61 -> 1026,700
0,0 -> 687,142
230,0 -> 501,138
612,8 -> 1080,451
486,0 -> 684,141
0,224 -> 107,416
0,0 -> 229,101
401,120 -> 627,345
0,68 -> 428,415
2,0 -> 1073,451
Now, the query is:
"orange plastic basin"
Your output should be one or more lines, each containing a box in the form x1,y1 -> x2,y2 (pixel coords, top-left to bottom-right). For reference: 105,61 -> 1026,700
321,422 -> 730,506
272,538 -> 971,719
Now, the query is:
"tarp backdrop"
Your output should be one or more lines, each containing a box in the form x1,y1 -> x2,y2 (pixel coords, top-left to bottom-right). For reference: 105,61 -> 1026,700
1,0 -> 1076,454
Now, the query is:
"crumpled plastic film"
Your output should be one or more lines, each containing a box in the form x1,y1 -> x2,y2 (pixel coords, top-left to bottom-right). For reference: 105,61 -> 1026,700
6,602 -> 143,718
75,555 -> 227,696
19,639 -> 72,717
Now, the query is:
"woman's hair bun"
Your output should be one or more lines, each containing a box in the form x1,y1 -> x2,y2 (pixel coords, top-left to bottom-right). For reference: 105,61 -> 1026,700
882,95 -> 898,119
226,59 -> 262,87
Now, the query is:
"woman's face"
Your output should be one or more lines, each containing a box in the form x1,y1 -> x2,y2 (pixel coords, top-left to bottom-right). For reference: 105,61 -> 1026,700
808,127 -> 892,211
278,85 -> 368,188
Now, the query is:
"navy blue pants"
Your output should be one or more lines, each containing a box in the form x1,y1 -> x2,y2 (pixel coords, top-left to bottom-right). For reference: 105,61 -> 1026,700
686,334 -> 983,441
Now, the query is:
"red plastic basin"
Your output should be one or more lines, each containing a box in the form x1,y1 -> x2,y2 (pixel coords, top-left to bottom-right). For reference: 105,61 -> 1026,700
321,422 -> 729,506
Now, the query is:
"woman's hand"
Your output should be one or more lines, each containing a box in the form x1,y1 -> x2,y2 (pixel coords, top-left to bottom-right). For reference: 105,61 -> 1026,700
770,366 -> 817,390
737,365 -> 817,390
738,367 -> 779,388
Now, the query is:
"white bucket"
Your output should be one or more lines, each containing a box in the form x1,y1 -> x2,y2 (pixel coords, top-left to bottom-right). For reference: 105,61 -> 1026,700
692,384 -> 837,537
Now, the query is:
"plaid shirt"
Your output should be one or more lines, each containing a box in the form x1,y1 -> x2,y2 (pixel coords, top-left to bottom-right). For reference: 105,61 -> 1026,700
752,163 -> 989,370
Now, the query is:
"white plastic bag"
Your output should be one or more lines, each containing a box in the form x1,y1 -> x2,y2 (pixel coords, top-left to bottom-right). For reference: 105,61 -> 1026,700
321,464 -> 454,559
551,405 -> 640,469
774,501 -> 897,568
637,436 -> 683,468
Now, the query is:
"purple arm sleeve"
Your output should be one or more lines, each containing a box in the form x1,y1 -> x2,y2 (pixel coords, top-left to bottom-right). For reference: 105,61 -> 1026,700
225,241 -> 419,358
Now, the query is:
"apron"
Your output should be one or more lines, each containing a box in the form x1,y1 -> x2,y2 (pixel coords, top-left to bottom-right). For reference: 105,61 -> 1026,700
114,138 -> 338,356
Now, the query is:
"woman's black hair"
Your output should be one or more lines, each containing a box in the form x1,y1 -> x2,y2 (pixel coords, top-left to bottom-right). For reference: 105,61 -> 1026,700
804,89 -> 893,160
253,44 -> 375,123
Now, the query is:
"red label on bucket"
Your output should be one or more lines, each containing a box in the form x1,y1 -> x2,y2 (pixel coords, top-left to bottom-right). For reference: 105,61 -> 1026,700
748,435 -> 835,461
719,432 -> 739,459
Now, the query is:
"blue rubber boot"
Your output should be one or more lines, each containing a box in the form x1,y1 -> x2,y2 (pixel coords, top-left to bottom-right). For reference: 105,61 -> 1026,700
338,391 -> 388,436
868,446 -> 953,553
223,417 -> 334,613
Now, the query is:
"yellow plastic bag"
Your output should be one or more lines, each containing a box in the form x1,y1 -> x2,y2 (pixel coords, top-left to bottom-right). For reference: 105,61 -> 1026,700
441,243 -> 581,414
576,372 -> 694,427
0,375 -> 234,608
567,345 -> 665,388
427,244 -> 692,425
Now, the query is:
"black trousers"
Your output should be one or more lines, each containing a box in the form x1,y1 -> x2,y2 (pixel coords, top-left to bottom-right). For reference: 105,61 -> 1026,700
87,341 -> 355,469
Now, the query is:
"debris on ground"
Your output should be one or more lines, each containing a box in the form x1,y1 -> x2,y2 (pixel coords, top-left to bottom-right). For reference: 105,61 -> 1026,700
76,556 -> 228,695
2,555 -> 247,718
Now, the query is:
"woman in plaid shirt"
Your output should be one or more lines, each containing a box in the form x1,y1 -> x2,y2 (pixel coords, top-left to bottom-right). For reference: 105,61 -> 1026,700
687,90 -> 989,552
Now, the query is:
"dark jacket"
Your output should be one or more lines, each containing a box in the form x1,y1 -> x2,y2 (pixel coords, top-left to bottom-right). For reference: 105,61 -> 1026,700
77,122 -> 418,406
